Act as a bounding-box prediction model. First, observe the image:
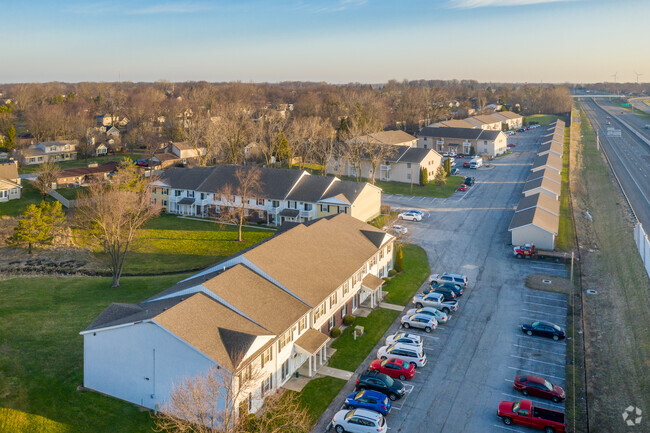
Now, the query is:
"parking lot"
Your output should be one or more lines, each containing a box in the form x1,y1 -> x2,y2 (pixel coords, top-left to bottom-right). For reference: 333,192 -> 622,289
320,126 -> 570,433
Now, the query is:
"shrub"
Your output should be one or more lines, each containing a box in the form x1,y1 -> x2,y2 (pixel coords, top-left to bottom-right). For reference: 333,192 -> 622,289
343,315 -> 355,326
380,204 -> 391,215
330,327 -> 342,338
394,246 -> 405,272
388,269 -> 397,277
420,167 -> 428,186
382,277 -> 390,283
470,146 -> 476,156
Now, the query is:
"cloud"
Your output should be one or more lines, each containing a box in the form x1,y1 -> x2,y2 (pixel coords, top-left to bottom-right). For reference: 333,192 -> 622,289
448,0 -> 575,8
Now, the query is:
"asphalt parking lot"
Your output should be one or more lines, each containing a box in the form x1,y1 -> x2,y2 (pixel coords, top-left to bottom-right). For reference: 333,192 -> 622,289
318,126 -> 571,433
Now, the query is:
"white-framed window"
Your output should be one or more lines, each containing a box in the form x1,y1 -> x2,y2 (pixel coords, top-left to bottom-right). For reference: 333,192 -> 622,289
328,315 -> 335,331
281,359 -> 290,381
298,315 -> 307,333
261,375 -> 273,396
407,173 -> 411,180
406,163 -> 411,169
330,292 -> 337,308
261,346 -> 273,368
342,281 -> 350,296
341,304 -> 348,319
187,191 -> 195,198
313,302 -> 326,323
278,329 -> 293,352
321,204 -> 329,212
175,190 -> 182,197
257,198 -> 264,206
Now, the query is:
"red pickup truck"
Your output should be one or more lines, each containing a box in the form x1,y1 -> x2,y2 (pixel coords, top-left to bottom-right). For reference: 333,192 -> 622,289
498,399 -> 565,433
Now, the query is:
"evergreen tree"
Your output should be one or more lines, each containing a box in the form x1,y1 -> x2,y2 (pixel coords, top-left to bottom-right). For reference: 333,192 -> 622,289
5,125 -> 16,150
444,158 -> 451,176
420,167 -> 428,186
7,201 -> 65,254
394,246 -> 405,272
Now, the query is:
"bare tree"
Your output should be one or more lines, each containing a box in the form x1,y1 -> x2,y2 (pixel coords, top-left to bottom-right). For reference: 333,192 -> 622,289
186,116 -> 218,166
214,104 -> 254,165
75,158 -> 160,288
32,160 -> 61,197
364,139 -> 398,184
258,113 -> 287,167
218,166 -> 263,242
310,121 -> 336,175
26,104 -> 67,142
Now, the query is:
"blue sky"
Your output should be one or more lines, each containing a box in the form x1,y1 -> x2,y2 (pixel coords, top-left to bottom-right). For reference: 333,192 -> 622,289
2,0 -> 648,83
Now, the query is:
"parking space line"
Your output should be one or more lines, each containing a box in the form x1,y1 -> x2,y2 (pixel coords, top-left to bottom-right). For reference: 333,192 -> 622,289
513,344 -> 565,357
500,393 -> 565,410
510,355 -> 565,368
522,308 -> 567,317
520,316 -> 566,326
525,293 -> 566,302
516,336 -> 566,349
524,300 -> 567,310
492,424 -> 524,432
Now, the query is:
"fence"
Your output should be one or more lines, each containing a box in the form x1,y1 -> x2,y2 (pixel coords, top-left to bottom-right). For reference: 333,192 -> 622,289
48,190 -> 76,208
634,223 -> 650,278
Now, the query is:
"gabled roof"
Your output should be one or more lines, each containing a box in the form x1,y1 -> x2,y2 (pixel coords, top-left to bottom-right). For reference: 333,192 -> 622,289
354,130 -> 417,146
523,176 -> 562,196
418,127 -> 502,141
0,161 -> 19,181
516,193 -> 560,216
433,119 -> 477,129
526,168 -> 562,185
538,142 -> 563,156
508,206 -> 559,235
532,153 -> 563,171
469,115 -> 502,125
491,111 -> 522,121
396,147 -> 439,164
321,179 -> 375,205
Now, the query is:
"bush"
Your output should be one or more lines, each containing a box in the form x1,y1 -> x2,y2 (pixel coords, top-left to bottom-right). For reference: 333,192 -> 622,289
343,315 -> 355,326
388,269 -> 397,277
470,146 -> 476,156
330,327 -> 342,338
419,167 -> 428,186
380,204 -> 391,215
394,246 -> 405,272
382,277 -> 390,283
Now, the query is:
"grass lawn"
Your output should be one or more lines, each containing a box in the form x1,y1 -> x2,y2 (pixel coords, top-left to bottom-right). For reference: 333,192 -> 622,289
556,126 -> 576,252
294,377 -> 346,424
18,153 -> 143,174
76,214 -> 275,275
525,114 -> 562,126
370,176 -> 464,198
327,309 -> 401,372
383,245 -> 430,306
0,274 -> 192,433
0,183 -> 53,217
369,212 -> 398,229
54,187 -> 87,201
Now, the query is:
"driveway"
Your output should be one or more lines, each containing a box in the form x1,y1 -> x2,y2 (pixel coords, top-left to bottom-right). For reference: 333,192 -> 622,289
316,126 -> 569,433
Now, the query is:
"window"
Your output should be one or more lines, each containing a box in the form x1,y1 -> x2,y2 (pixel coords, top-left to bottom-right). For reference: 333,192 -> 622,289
272,200 -> 280,208
342,281 -> 350,295
187,191 -> 195,198
278,329 -> 293,352
341,304 -> 348,319
313,302 -> 326,323
231,195 -> 236,202
321,204 -> 329,213
379,249 -> 384,260
150,198 -> 157,205
162,200 -> 168,206
329,292 -> 337,308
175,190 -> 182,197
406,163 -> 411,169
298,315 -> 307,333
304,203 -> 312,211
261,375 -> 272,396
387,243 -> 392,253
257,198 -> 264,206
240,364 -> 252,384
200,193 -> 206,200
407,173 -> 411,180
281,360 -> 290,381
328,315 -> 335,331
423,137 -> 428,141
261,346 -> 273,368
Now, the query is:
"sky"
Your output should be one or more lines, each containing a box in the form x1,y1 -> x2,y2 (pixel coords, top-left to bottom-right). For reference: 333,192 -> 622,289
2,0 -> 649,84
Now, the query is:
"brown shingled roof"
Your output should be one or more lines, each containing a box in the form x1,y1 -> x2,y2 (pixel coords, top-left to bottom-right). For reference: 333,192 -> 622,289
294,328 -> 330,355
516,193 -> 560,216
508,207 -> 559,235
523,177 -> 562,196
532,153 -> 563,171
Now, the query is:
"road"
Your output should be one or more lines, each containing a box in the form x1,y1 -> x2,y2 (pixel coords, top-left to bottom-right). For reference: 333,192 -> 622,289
629,97 -> 650,115
579,99 -> 650,231
315,126 -> 571,433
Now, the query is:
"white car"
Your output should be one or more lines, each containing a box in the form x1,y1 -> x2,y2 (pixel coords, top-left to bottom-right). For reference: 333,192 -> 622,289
429,272 -> 468,288
385,332 -> 424,350
331,409 -> 387,433
406,306 -> 448,323
377,343 -> 427,367
412,292 -> 458,314
400,313 -> 437,332
398,211 -> 422,222
391,225 -> 408,235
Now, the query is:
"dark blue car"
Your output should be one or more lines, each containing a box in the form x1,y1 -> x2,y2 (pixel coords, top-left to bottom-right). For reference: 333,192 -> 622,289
344,389 -> 391,415
427,281 -> 463,297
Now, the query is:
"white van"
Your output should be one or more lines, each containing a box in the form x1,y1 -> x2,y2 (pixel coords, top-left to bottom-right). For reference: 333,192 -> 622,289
469,158 -> 483,169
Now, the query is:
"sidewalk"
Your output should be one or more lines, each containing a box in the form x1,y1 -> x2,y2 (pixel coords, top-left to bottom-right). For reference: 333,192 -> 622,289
378,301 -> 404,312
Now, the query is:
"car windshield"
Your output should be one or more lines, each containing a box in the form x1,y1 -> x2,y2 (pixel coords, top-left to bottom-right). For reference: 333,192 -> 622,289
380,359 -> 388,367
532,321 -> 540,327
552,324 -> 562,331
383,375 -> 394,386
344,410 -> 356,421
355,390 -> 365,399
544,380 -> 553,391
512,402 -> 520,413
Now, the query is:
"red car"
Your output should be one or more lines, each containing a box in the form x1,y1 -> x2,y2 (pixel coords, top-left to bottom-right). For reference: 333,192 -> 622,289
458,184 -> 468,191
457,153 -> 465,158
514,375 -> 566,402
369,357 -> 415,380
498,399 -> 565,433
462,161 -> 471,168
507,143 -> 516,148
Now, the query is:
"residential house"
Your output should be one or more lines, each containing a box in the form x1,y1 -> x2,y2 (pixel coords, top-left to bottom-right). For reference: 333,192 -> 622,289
490,111 -> 523,129
151,165 -> 382,225
431,119 -> 477,129
515,193 -> 560,217
81,214 -> 395,415
169,141 -> 206,161
526,167 -> 561,186
465,115 -> 503,131
509,206 -> 559,250
0,161 -> 22,202
537,142 -> 563,158
522,176 -> 561,200
20,140 -> 78,165
327,146 -> 442,184
417,127 -> 508,157
354,130 -> 419,148
531,153 -> 562,174
105,126 -> 120,137
52,161 -> 119,188
94,143 -> 109,156
542,133 -> 564,146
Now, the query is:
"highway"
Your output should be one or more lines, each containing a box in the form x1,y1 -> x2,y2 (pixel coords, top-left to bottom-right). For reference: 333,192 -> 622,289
579,98 -> 650,231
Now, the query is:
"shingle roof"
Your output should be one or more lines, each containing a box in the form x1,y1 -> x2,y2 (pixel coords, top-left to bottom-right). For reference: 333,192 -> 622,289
491,111 -> 522,120
532,153 -> 563,171
84,295 -> 188,332
362,274 -> 385,292
294,328 -> 330,354
538,142 -> 563,156
508,206 -> 559,235
0,162 -> 19,181
523,177 -> 562,196
469,115 -> 502,125
396,147 -> 438,164
418,127 -> 502,141
516,193 -> 560,216
433,119 -> 477,129
356,130 -> 417,146
526,168 -> 562,185
286,175 -> 337,202
321,180 -> 373,204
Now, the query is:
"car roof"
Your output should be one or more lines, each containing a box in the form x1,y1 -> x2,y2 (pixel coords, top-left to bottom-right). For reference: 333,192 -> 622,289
355,389 -> 387,399
394,332 -> 422,340
391,342 -> 421,351
415,307 -> 438,313
424,292 -> 443,300
442,272 -> 467,279
351,408 -> 383,420
410,313 -> 435,322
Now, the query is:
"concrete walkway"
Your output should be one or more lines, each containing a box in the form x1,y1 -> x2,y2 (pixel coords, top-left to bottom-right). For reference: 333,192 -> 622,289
318,366 -> 354,381
378,301 -> 405,312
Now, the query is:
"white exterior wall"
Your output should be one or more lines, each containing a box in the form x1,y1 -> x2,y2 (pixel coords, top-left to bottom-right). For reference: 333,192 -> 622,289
510,225 -> 555,250
83,321 -> 217,410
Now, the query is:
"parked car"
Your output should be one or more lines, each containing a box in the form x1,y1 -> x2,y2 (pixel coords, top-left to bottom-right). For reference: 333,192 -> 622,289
429,281 -> 463,297
464,177 -> 475,186
369,357 -> 416,380
135,159 -> 149,167
429,272 -> 468,288
344,390 -> 392,415
398,211 -> 422,222
451,168 -> 460,175
517,128 -> 525,133
458,184 -> 468,191
521,321 -> 566,341
514,375 -> 566,403
355,370 -> 406,401
400,313 -> 437,332
377,343 -> 427,367
385,332 -> 423,349
387,225 -> 407,235
330,408 -> 388,433
462,161 -> 471,168
405,209 -> 423,216
412,292 -> 458,314
507,143 -> 517,148
497,399 -> 565,433
406,306 -> 448,323
457,153 -> 465,158
428,286 -> 456,301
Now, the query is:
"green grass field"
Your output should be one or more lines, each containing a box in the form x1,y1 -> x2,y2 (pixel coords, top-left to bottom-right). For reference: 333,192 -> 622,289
294,377 -> 346,424
383,245 -> 430,305
0,183 -> 53,217
18,154 -> 140,175
556,127 -> 576,252
0,274 -> 191,433
369,176 -> 465,198
525,114 -> 562,126
76,214 -> 275,275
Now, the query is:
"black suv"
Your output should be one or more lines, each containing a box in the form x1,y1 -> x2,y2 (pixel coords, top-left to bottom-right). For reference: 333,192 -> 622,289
355,370 -> 406,401
428,282 -> 463,297
424,283 -> 456,301
464,176 -> 476,186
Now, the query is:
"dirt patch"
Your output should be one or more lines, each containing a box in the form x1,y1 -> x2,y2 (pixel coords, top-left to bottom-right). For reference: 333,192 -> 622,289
0,246 -> 106,278
525,274 -> 572,294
